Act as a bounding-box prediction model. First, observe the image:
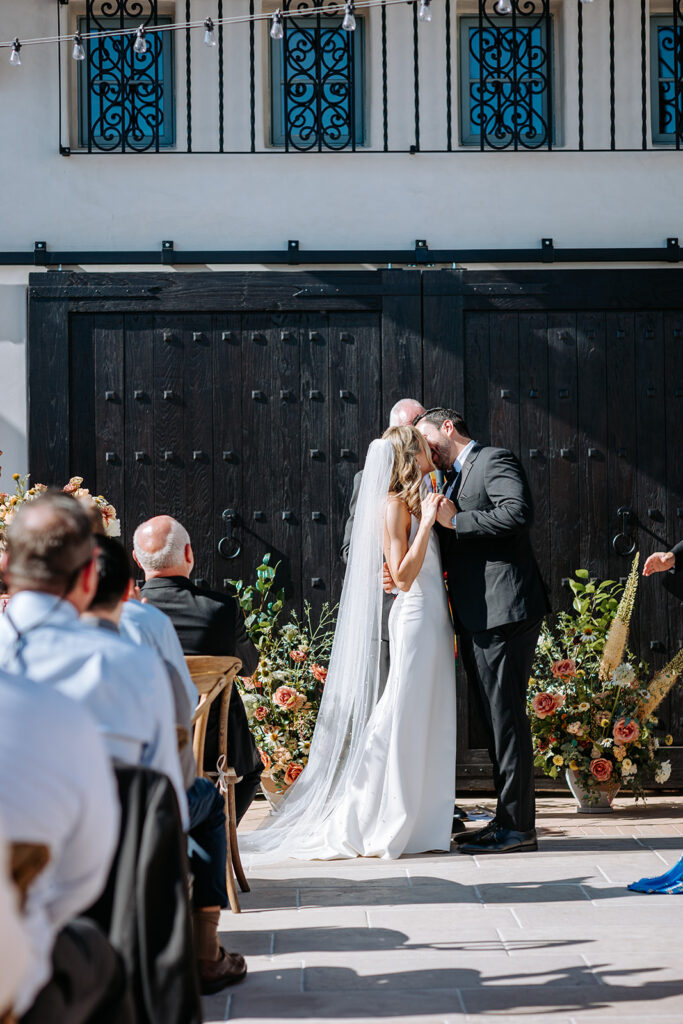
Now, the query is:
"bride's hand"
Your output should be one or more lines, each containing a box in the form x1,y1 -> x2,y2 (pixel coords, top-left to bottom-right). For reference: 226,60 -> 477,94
420,493 -> 443,529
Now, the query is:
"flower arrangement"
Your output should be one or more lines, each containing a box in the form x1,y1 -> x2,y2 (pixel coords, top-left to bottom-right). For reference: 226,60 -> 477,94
0,471 -> 120,543
529,555 -> 683,803
229,555 -> 337,795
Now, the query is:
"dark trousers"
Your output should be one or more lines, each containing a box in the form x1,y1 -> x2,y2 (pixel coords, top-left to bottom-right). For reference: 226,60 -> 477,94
20,919 -> 134,1024
187,777 -> 228,909
459,616 -> 542,833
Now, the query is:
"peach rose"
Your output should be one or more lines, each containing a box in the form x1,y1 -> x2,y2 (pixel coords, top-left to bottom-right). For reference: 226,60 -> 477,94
284,763 -> 304,786
311,663 -> 328,683
612,717 -> 640,745
289,649 -> 307,663
258,748 -> 272,770
590,757 -> 613,782
551,659 -> 577,680
531,692 -> 566,719
62,476 -> 84,494
254,706 -> 268,721
273,686 -> 305,710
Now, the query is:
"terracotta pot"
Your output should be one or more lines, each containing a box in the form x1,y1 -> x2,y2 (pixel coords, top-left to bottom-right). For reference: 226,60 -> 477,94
565,769 -> 620,814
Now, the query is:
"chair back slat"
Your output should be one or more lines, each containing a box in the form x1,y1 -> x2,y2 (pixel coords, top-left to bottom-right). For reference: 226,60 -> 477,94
185,655 -> 241,778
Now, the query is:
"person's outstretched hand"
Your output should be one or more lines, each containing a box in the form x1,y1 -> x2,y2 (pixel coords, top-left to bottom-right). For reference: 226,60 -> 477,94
643,551 -> 676,576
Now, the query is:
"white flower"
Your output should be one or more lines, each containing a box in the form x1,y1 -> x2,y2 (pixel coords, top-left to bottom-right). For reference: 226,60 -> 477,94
654,738 -> 661,750
655,760 -> 672,784
621,758 -> 637,778
611,663 -> 636,688
599,737 -> 613,748
105,517 -> 121,538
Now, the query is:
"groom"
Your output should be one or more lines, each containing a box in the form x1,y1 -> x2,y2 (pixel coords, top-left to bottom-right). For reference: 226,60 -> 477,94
416,408 -> 550,854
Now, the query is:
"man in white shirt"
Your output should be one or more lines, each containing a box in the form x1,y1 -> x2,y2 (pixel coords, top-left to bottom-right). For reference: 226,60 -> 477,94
0,667 -> 131,1023
0,493 -> 188,829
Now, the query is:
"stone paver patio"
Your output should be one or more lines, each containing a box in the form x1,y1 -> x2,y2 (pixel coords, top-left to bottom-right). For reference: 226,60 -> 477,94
204,795 -> 683,1024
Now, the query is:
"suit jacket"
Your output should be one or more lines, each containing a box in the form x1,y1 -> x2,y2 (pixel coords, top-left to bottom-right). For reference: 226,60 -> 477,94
674,540 -> 683,573
341,470 -> 394,643
141,577 -> 261,777
437,444 -> 550,634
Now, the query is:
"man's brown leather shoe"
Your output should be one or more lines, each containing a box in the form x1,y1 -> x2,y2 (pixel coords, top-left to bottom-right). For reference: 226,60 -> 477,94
198,947 -> 247,994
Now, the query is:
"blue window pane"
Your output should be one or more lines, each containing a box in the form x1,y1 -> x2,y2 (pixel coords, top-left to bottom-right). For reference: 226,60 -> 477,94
271,17 -> 365,150
656,25 -> 678,138
78,18 -> 175,151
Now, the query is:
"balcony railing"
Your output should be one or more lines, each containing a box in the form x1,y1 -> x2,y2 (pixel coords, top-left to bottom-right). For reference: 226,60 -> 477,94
57,0 -> 683,154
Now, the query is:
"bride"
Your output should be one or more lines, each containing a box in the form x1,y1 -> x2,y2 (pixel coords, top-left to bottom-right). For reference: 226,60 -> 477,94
240,425 -> 457,863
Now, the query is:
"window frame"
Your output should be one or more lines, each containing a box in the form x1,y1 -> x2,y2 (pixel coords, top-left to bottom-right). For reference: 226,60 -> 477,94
650,15 -> 681,146
458,13 -> 554,149
269,15 -> 366,150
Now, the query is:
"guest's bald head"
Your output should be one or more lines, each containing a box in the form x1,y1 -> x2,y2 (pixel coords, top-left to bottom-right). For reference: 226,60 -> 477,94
6,492 -> 95,596
389,398 -> 425,427
133,515 -> 193,577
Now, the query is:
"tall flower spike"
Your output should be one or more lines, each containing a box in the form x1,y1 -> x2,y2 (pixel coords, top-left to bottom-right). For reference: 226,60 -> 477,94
72,32 -> 86,61
204,17 -> 217,46
133,25 -> 148,54
342,2 -> 356,31
9,38 -> 22,66
599,553 -> 640,681
270,9 -> 284,40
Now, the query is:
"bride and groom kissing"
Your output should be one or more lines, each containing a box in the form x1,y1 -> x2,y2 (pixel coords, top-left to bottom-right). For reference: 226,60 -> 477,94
240,401 -> 550,865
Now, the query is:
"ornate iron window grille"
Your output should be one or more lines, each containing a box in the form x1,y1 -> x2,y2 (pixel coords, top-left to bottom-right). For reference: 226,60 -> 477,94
652,14 -> 683,147
79,1 -> 174,153
274,0 -> 365,152
462,0 -> 553,151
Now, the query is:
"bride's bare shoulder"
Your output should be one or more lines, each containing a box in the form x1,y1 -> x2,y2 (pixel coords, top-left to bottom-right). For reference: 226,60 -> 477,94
386,493 -> 410,523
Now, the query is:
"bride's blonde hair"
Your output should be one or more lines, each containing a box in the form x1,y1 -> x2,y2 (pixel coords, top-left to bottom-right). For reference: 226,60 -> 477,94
382,425 -> 434,520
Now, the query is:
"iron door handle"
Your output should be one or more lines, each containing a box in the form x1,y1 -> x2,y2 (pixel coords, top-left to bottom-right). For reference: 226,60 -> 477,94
218,509 -> 241,560
612,506 -> 637,556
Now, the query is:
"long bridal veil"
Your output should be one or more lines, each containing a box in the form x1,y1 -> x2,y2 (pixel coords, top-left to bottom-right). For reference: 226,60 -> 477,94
240,437 -> 394,864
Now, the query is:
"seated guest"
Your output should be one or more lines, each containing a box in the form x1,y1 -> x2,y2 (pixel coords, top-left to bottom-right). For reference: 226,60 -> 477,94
120,596 -> 198,713
133,516 -> 262,824
0,493 -> 188,828
0,813 -> 30,1016
88,537 -> 247,992
0,667 -> 132,1023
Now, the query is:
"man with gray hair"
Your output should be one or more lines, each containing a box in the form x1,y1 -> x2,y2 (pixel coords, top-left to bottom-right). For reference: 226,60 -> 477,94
134,516 -> 261,825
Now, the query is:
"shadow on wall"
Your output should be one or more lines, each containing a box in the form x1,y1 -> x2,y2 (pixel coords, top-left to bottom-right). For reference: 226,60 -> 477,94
0,415 -> 27,484
0,283 -> 28,478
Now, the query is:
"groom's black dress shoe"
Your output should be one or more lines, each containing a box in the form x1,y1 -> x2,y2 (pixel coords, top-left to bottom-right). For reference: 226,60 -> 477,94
451,817 -> 467,835
458,827 -> 538,855
453,818 -> 497,846
453,805 -> 468,820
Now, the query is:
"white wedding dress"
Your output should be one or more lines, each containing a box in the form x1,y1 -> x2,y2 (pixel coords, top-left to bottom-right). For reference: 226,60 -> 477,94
240,439 -> 457,864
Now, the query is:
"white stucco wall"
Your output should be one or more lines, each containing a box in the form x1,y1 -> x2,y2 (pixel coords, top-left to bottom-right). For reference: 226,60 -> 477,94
1,0 -> 682,475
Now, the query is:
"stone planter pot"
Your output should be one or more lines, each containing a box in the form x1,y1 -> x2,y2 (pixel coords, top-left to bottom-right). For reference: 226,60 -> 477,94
260,774 -> 287,811
565,769 -> 620,813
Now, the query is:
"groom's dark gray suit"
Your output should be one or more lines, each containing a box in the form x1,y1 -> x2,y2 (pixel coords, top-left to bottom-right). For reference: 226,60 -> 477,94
437,443 -> 550,833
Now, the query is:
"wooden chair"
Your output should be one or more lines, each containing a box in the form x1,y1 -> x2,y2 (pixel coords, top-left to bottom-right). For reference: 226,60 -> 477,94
186,655 -> 249,914
0,843 -> 51,1024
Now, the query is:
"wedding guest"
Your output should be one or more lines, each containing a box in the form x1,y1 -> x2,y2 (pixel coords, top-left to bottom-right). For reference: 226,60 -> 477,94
0,666 -> 132,1023
0,813 -> 30,1016
0,492 -> 188,828
643,541 -> 683,576
134,516 -> 261,823
92,537 -> 247,992
416,408 -> 550,854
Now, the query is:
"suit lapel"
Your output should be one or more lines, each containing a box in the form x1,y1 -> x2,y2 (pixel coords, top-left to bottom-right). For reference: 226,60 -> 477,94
456,443 -> 484,501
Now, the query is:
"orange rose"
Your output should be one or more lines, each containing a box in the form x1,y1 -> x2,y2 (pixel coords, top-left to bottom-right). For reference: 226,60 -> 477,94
613,717 -> 640,745
551,659 -> 577,680
311,663 -> 328,683
273,686 -> 305,710
254,706 -> 268,721
62,476 -> 84,494
531,692 -> 565,719
258,748 -> 272,770
284,763 -> 304,786
290,649 -> 307,663
590,757 -> 613,782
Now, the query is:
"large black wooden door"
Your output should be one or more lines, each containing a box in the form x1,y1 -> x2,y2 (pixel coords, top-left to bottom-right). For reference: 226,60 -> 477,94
28,269 -> 683,785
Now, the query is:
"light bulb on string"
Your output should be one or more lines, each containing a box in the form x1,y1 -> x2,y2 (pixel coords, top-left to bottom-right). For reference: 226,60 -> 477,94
342,2 -> 356,31
203,17 -> 217,46
133,25 -> 148,54
270,9 -> 284,39
580,0 -> 595,3
9,38 -> 21,66
494,0 -> 513,13
418,0 -> 432,22
72,32 -> 86,61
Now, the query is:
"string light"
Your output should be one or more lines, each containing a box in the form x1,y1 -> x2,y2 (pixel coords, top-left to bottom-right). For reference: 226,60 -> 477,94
270,9 -> 284,39
494,0 -> 513,13
133,25 -> 148,55
342,2 -> 357,31
9,38 -> 21,66
203,18 -> 217,47
72,32 -> 86,61
418,0 -> 432,22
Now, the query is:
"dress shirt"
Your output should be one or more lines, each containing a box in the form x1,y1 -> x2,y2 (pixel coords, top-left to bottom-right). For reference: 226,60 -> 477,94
0,592 -> 188,828
0,814 -> 30,1014
449,439 -> 477,528
120,599 -> 198,710
0,668 -> 118,1015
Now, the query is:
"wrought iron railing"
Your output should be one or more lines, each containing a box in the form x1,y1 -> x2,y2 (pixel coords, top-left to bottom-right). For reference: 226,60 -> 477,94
58,0 -> 683,154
